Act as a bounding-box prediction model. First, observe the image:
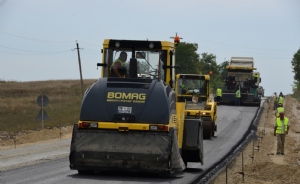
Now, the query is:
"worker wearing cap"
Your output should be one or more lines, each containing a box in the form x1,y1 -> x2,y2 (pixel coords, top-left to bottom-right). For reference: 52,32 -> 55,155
279,92 -> 284,98
216,86 -> 222,105
278,95 -> 284,106
235,88 -> 241,106
274,112 -> 290,155
273,92 -> 278,110
275,103 -> 284,118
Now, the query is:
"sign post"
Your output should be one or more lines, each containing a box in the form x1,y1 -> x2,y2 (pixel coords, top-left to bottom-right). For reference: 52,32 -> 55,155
36,95 -> 50,129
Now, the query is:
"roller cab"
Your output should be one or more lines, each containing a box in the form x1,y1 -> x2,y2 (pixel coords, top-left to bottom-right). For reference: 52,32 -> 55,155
175,74 -> 217,139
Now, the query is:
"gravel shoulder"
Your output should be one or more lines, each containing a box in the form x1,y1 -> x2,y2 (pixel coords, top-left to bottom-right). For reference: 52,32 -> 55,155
211,95 -> 300,184
0,127 -> 73,172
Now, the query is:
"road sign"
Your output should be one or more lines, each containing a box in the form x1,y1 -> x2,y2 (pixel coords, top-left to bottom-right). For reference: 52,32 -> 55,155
36,95 -> 50,129
37,95 -> 49,107
36,109 -> 50,120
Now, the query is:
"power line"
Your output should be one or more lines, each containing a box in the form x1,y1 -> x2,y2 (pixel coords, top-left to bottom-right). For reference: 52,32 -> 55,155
79,41 -> 102,47
0,49 -> 72,55
200,45 -> 292,60
0,30 -> 74,43
82,48 -> 100,53
187,35 -> 291,52
1,30 -> 102,47
0,44 -> 72,54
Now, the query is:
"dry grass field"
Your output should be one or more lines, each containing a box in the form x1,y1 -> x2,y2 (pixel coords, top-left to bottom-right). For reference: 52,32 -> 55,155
0,79 -> 96,133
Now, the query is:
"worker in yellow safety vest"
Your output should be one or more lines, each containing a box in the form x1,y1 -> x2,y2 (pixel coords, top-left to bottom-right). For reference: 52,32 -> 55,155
275,103 -> 284,117
253,73 -> 258,82
252,73 -> 259,87
216,86 -> 222,105
110,51 -> 128,77
235,88 -> 241,106
278,95 -> 284,105
180,80 -> 187,94
273,92 -> 278,110
274,112 -> 290,155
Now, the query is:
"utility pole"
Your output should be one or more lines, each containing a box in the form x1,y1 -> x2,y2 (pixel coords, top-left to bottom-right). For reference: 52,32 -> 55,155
74,42 -> 84,98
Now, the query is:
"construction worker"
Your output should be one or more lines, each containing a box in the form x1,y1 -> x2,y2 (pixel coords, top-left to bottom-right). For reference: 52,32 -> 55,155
180,80 -> 187,94
110,51 -> 128,77
278,94 -> 284,106
273,92 -> 278,110
216,86 -> 222,105
279,91 -> 284,98
275,103 -> 284,118
235,88 -> 241,106
274,112 -> 290,155
253,73 -> 258,81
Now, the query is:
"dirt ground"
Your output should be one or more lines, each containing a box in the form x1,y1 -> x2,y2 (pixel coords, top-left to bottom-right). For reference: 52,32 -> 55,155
211,95 -> 300,184
1,96 -> 300,183
0,126 -> 73,150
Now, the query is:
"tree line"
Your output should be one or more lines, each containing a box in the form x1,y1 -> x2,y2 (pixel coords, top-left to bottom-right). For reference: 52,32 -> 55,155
175,42 -> 228,93
175,42 -> 300,96
291,48 -> 300,96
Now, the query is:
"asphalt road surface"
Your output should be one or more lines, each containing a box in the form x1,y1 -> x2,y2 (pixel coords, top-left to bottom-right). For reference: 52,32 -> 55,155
0,105 -> 260,184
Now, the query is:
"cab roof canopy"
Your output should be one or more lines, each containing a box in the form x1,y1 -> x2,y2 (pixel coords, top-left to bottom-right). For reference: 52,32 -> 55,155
226,57 -> 256,71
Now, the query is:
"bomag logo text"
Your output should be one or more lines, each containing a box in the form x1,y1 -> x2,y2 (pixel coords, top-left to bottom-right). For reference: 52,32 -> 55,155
107,92 -> 146,103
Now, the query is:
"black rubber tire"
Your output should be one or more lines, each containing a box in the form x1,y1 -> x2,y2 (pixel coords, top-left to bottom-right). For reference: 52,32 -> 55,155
203,121 -> 212,139
198,124 -> 204,164
78,170 -> 94,175
184,160 -> 188,168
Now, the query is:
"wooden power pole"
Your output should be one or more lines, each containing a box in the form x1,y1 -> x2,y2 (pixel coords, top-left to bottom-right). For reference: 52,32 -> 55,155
75,42 -> 84,98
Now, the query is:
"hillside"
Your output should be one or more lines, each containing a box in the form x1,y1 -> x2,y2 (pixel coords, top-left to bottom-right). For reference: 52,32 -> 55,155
0,79 -> 96,145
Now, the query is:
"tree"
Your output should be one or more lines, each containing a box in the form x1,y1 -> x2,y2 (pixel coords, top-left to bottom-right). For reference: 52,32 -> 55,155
291,48 -> 300,82
291,48 -> 300,95
198,53 -> 224,91
138,61 -> 150,74
174,43 -> 229,92
218,60 -> 229,81
175,42 -> 201,74
199,53 -> 218,75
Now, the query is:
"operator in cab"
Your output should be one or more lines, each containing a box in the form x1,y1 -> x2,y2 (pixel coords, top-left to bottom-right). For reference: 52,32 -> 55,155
180,79 -> 188,94
110,51 -> 128,77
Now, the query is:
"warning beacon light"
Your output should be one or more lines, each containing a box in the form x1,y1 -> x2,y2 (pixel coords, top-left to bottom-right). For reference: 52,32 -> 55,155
170,33 -> 182,45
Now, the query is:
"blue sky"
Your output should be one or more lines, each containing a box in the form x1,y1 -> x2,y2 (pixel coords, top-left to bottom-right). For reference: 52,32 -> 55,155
1,0 -> 299,96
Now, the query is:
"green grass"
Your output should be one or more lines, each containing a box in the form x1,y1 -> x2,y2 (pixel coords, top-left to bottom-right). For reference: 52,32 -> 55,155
291,91 -> 300,102
0,79 -> 97,132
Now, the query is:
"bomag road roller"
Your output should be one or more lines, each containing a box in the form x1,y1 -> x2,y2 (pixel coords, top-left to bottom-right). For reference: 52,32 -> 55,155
69,39 -> 204,174
176,74 -> 217,139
